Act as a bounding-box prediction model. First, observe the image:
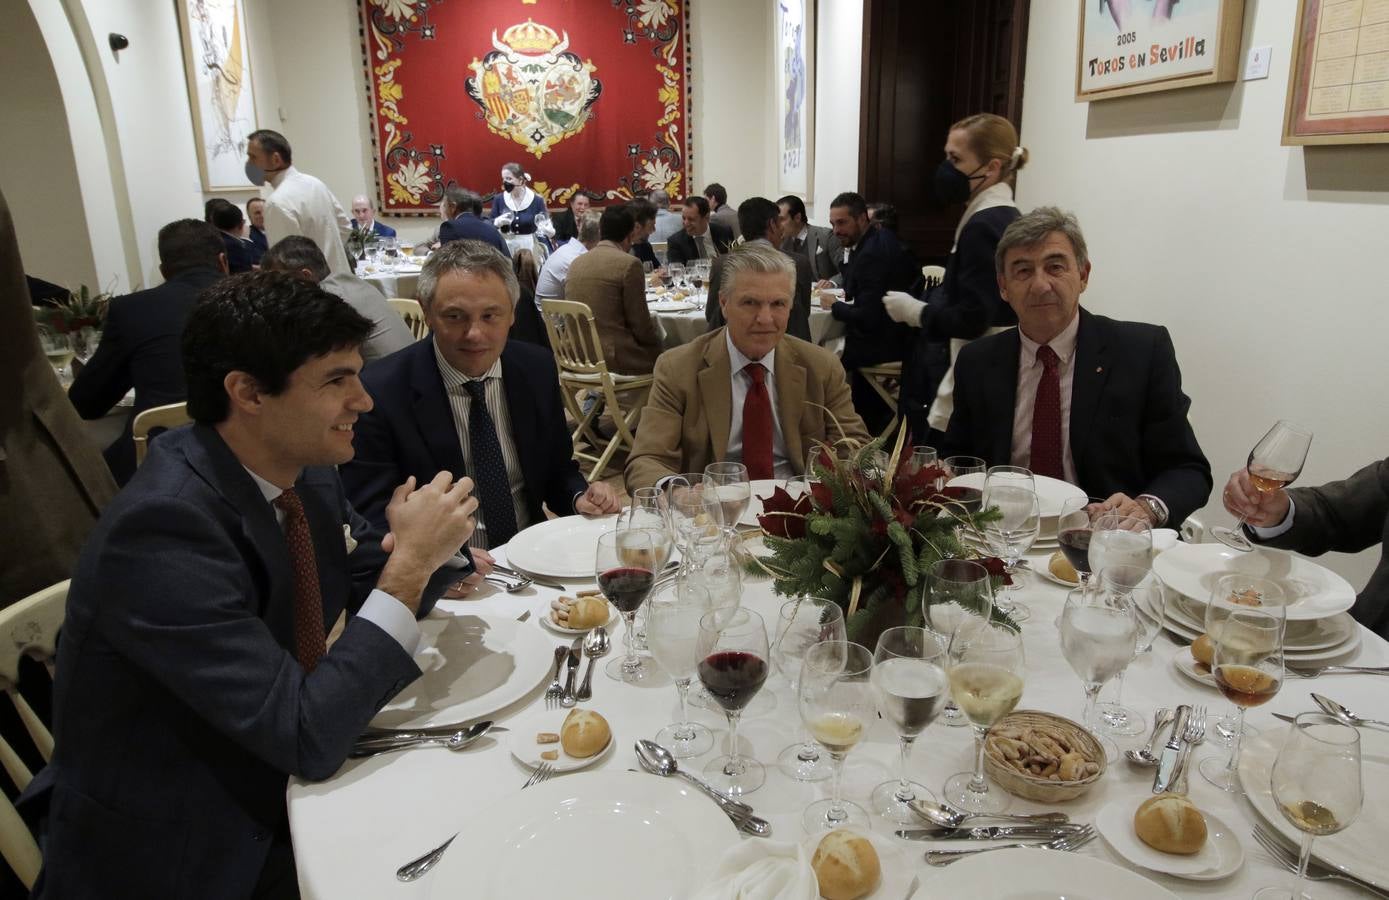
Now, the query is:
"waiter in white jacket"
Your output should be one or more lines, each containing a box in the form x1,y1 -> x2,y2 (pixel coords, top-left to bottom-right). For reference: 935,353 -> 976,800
245,129 -> 354,276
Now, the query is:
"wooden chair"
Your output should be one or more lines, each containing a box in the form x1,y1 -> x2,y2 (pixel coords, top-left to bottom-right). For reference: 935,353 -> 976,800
539,299 -> 654,481
131,401 -> 191,467
857,267 -> 947,439
922,264 -> 945,291
388,297 -> 430,340
0,580 -> 67,888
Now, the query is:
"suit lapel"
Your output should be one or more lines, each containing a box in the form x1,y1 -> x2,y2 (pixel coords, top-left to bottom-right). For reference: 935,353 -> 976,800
409,341 -> 468,479
698,336 -> 732,462
1068,309 -> 1109,467
774,343 -> 808,471
991,330 -> 1022,465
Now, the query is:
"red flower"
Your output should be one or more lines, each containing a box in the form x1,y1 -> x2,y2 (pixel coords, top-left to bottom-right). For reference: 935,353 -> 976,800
893,464 -> 947,505
756,486 -> 811,539
977,555 -> 1013,587
809,479 -> 834,511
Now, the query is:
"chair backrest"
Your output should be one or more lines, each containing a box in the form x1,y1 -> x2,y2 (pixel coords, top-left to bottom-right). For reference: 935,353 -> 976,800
0,580 -> 66,888
539,299 -> 611,378
922,264 -> 946,290
388,297 -> 430,340
132,401 -> 191,467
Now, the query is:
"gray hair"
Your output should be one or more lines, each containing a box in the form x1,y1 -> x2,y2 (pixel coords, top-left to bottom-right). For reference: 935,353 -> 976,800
417,240 -> 520,308
719,243 -> 795,300
647,190 -> 669,208
994,206 -> 1089,274
443,186 -> 482,216
577,210 -> 602,245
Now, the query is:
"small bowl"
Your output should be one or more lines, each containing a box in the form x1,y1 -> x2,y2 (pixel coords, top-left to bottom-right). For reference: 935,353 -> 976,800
983,710 -> 1106,802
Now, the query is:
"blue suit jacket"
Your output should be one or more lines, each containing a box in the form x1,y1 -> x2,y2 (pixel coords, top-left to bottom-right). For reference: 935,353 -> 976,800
438,212 -> 511,257
833,225 -> 921,368
28,424 -> 455,898
369,219 -> 396,238
342,339 -> 588,541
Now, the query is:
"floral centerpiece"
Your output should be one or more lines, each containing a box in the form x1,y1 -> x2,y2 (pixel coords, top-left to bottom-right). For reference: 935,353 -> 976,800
346,226 -> 380,261
33,284 -> 109,335
750,427 -> 1016,642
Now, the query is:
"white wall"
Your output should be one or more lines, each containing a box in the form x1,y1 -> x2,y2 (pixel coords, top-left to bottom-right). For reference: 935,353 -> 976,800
809,0 -> 863,222
1018,2 -> 1389,587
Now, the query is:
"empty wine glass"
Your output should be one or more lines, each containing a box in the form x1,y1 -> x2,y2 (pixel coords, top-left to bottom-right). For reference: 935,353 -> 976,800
943,619 -> 1024,813
908,445 -> 938,473
667,475 -> 722,578
1059,585 -> 1138,761
922,559 -> 994,728
1094,565 -> 1167,737
1056,496 -> 1095,584
668,262 -> 687,290
1200,597 -> 1286,792
982,484 -> 1040,622
772,597 -> 846,781
940,455 -> 986,516
1252,713 -> 1362,900
697,607 -> 770,797
1203,573 -> 1286,749
1213,420 -> 1313,552
799,640 -> 877,832
596,530 -> 658,683
645,580 -> 715,758
871,626 -> 948,822
704,462 -> 751,527
984,464 -> 1035,494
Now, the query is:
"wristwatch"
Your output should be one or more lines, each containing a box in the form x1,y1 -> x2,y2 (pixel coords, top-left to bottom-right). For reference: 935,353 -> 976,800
1137,495 -> 1168,527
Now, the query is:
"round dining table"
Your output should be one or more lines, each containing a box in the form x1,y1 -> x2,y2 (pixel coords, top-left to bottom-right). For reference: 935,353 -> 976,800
288,529 -> 1388,899
361,264 -> 422,300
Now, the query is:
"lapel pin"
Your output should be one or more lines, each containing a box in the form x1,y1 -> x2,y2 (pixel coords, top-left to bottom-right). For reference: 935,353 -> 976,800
1095,366 -> 1103,374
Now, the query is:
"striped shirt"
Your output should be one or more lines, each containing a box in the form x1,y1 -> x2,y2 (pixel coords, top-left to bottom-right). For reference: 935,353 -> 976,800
432,343 -> 530,549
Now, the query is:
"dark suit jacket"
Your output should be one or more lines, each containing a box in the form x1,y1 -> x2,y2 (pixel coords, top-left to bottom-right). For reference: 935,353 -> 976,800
703,241 -> 812,342
833,225 -> 920,368
1250,459 -> 1389,637
666,222 -> 734,266
942,309 -> 1213,527
781,224 -> 841,284
248,225 -> 268,254
551,208 -> 579,242
438,212 -> 511,258
68,267 -> 224,484
29,424 -> 451,898
510,287 -> 551,350
342,339 -> 587,542
219,231 -> 256,273
631,240 -> 659,268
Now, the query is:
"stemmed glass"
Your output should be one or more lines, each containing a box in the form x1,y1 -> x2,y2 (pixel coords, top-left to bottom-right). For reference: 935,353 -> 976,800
871,627 -> 949,822
907,445 -> 938,474
1089,517 -> 1152,735
771,597 -> 846,781
1253,713 -> 1363,900
981,484 -> 1040,622
940,455 -> 986,515
1213,420 -> 1314,551
667,475 -> 723,578
1056,497 -> 1095,584
1059,584 -> 1139,760
922,559 -> 994,728
595,530 -> 658,683
696,607 -> 770,797
645,580 -> 715,758
667,262 -> 687,292
625,487 -> 674,652
704,462 -> 752,528
1203,574 -> 1286,748
1199,597 -> 1286,792
984,465 -> 1035,493
1095,565 -> 1168,737
798,640 -> 877,832
943,620 -> 1024,813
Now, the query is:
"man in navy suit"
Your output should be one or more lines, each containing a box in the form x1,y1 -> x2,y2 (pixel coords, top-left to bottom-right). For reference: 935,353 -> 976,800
942,207 -> 1212,528
351,194 -> 397,239
208,199 -> 260,272
29,272 -> 479,898
666,195 -> 734,266
437,186 -> 510,257
342,240 -> 622,552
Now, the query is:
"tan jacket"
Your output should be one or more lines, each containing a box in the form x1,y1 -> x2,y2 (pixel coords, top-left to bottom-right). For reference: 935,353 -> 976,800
625,329 -> 870,491
562,241 -> 661,375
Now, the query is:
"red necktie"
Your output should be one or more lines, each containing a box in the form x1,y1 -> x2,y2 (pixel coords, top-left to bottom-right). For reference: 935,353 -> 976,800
742,363 -> 774,480
1029,345 -> 1064,480
273,489 -> 327,673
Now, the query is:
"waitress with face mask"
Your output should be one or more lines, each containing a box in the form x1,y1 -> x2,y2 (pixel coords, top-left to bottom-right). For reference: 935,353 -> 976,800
887,114 -> 1027,442
489,162 -> 555,258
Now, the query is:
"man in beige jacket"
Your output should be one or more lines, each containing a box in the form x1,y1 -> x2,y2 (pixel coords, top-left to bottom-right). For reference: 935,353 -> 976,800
562,204 -> 661,376
626,244 -> 868,491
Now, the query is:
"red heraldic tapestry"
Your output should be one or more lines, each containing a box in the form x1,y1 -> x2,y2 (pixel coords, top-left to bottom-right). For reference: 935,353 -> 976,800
360,0 -> 691,214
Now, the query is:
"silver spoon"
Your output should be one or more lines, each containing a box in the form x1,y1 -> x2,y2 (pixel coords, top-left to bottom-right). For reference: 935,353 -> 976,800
576,628 -> 609,701
351,721 -> 494,758
910,798 -> 1068,829
1124,706 -> 1174,767
634,739 -> 769,833
1311,693 -> 1389,731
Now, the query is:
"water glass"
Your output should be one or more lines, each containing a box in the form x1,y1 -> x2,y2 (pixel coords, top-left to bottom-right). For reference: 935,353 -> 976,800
646,581 -> 714,758
1059,585 -> 1139,758
981,484 -> 1040,622
1095,565 -> 1167,737
871,627 -> 948,822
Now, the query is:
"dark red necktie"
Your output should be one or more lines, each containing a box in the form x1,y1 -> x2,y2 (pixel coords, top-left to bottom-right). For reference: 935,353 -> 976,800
742,363 -> 774,480
273,489 -> 327,672
1029,345 -> 1064,480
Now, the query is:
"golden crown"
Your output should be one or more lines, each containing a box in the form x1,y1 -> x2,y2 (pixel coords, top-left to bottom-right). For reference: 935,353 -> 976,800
502,19 -> 560,54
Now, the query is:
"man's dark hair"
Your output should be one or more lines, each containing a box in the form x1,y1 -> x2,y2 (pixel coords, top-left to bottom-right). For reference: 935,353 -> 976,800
158,219 -> 225,276
599,205 -> 636,243
209,200 -> 244,232
683,195 -> 710,218
736,197 -> 780,242
868,202 -> 899,233
261,236 -> 330,281
183,272 -> 371,424
703,183 -> 728,207
248,129 -> 293,165
830,191 -> 868,217
246,197 -> 266,210
627,198 -> 656,226
777,194 -> 808,222
444,185 -> 483,215
203,198 -> 224,223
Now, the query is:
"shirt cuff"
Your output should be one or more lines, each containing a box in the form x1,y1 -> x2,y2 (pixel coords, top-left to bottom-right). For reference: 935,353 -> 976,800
357,589 -> 422,656
1249,497 -> 1296,540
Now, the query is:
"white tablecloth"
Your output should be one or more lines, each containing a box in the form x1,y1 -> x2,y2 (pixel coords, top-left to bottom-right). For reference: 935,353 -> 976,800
288,541 -> 1388,899
650,303 -> 844,351
361,266 -> 421,300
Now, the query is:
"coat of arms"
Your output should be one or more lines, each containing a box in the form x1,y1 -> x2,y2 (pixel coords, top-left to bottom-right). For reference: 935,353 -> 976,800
465,19 -> 602,159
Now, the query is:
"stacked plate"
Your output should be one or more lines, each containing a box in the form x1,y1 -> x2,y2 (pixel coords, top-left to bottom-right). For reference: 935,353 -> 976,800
948,472 -> 1089,551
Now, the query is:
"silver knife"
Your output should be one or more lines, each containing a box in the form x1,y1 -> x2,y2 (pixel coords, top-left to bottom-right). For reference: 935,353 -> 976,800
895,824 -> 1084,841
491,564 -> 567,591
560,637 -> 582,706
1153,704 -> 1191,793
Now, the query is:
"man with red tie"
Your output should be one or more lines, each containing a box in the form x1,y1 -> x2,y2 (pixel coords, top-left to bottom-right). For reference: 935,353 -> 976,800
941,206 -> 1212,528
625,244 -> 870,491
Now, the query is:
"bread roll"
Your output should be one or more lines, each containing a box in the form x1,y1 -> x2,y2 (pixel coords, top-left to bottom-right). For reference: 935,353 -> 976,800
1190,633 -> 1213,667
560,708 -> 610,758
566,596 -> 610,630
1048,550 -> 1078,584
1134,793 -> 1207,855
811,829 -> 880,900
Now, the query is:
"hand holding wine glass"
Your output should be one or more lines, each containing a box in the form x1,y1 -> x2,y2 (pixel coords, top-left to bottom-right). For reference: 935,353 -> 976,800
697,607 -> 770,797
1213,420 -> 1313,551
798,640 -> 877,832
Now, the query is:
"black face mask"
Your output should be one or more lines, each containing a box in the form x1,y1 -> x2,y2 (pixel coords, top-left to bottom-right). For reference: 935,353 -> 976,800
502,180 -> 519,193
933,159 -> 986,205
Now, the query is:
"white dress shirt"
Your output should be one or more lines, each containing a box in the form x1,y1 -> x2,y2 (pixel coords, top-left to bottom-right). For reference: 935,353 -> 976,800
1010,313 -> 1080,485
1251,498 -> 1297,539
263,166 -> 353,276
535,238 -> 588,301
724,331 -> 793,479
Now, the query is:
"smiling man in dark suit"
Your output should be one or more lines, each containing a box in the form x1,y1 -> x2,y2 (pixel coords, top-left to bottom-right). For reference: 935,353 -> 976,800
666,195 -> 734,266
341,240 -> 622,552
942,206 -> 1212,528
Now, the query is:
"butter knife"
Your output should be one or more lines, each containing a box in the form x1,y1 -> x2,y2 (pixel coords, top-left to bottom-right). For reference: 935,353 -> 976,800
895,824 -> 1084,841
560,637 -> 582,707
1153,704 -> 1191,793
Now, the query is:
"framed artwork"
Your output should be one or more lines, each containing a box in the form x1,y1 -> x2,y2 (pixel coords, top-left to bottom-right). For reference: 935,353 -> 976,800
1075,0 -> 1245,101
1283,0 -> 1389,145
176,0 -> 260,191
776,0 -> 814,199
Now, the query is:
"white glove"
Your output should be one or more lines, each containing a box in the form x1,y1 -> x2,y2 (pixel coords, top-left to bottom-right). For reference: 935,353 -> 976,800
494,212 -> 514,227
534,213 -> 555,239
883,290 -> 926,326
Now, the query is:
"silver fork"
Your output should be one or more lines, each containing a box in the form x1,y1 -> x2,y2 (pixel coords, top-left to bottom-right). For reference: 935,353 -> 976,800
924,825 -> 1095,866
1287,665 -> 1389,678
543,646 -> 567,709
522,761 -> 556,788
1251,824 -> 1389,898
485,573 -> 534,593
1172,705 -> 1207,793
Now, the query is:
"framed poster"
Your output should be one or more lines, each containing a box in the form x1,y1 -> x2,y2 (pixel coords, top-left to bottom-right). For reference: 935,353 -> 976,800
776,0 -> 814,199
176,0 -> 260,191
1283,0 -> 1389,145
1075,0 -> 1245,101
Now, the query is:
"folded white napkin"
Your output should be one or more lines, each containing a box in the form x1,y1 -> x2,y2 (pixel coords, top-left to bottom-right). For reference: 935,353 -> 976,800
691,839 -> 817,900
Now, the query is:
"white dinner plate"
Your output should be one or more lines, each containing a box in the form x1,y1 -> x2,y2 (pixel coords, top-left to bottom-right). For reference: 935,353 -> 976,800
945,471 -> 1087,521
506,515 -> 622,578
1152,543 -> 1356,621
370,613 -> 554,729
539,601 -> 619,636
919,846 -> 1179,899
1170,647 -> 1217,689
1096,798 -> 1244,880
506,709 -> 615,773
1166,592 -> 1357,652
1240,725 -> 1389,890
1161,615 -> 1362,663
425,771 -> 739,900
649,299 -> 698,312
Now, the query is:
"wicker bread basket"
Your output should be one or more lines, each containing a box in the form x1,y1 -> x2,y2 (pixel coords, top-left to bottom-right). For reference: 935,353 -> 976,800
982,710 -> 1106,802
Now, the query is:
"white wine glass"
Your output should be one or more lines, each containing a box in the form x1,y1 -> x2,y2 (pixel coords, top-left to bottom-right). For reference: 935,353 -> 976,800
871,626 -> 948,823
645,580 -> 715,758
1213,420 -> 1313,552
771,597 -> 846,781
697,607 -> 770,797
1202,574 -> 1285,748
943,620 -> 1024,814
1199,599 -> 1286,792
798,640 -> 876,832
1059,584 -> 1139,760
981,484 -> 1040,622
922,559 -> 993,728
